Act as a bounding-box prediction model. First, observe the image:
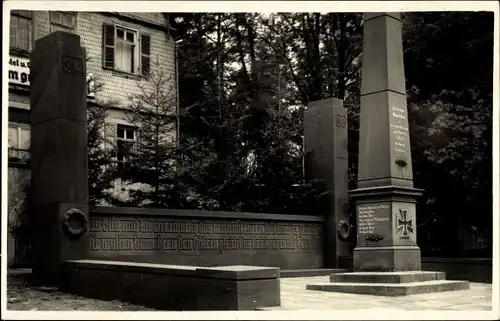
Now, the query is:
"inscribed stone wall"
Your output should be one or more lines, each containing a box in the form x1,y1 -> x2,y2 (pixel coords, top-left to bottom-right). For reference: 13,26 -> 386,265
88,209 -> 325,269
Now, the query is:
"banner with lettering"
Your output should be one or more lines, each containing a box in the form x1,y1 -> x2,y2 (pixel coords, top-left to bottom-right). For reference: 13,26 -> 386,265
8,56 -> 31,86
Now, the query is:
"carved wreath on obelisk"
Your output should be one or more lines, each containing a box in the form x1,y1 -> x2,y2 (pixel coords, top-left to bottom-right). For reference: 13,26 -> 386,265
336,220 -> 350,241
61,208 -> 88,239
397,209 -> 413,239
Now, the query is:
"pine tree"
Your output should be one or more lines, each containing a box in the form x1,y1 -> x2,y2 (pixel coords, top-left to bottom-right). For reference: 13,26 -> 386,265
86,70 -> 119,206
118,57 -> 186,208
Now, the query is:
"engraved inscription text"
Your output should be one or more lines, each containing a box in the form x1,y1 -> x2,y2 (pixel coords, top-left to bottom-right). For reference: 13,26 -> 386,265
358,204 -> 390,235
88,216 -> 323,253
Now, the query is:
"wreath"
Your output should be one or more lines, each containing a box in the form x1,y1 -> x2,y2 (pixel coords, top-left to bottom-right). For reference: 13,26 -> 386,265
336,220 -> 350,241
61,208 -> 88,238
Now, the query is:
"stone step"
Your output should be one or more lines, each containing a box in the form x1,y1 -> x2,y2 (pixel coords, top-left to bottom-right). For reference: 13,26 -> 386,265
306,280 -> 470,296
282,269 -> 348,278
329,271 -> 446,284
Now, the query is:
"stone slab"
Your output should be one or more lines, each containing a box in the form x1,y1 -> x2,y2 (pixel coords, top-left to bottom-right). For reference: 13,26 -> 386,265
329,271 -> 446,283
306,280 -> 470,296
195,265 -> 279,280
62,260 -> 281,310
281,269 -> 348,278
65,259 -> 198,276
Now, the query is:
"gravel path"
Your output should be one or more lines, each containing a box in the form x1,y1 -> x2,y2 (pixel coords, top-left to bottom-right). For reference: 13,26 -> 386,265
7,275 -> 154,311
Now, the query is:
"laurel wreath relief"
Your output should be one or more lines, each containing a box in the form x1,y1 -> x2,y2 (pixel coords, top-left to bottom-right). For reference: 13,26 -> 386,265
336,220 -> 350,241
61,208 -> 88,238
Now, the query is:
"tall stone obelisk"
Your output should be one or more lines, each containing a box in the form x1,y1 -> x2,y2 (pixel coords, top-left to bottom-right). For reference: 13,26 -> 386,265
350,12 -> 423,271
306,13 -> 470,296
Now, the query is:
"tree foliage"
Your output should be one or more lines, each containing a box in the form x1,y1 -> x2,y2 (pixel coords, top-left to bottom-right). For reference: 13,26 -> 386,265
402,12 -> 493,254
86,71 -> 119,206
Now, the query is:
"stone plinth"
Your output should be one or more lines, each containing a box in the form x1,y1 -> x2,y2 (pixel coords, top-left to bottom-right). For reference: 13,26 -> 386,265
329,271 -> 445,283
62,260 -> 281,310
30,31 -> 89,286
306,271 -> 470,296
350,185 -> 423,272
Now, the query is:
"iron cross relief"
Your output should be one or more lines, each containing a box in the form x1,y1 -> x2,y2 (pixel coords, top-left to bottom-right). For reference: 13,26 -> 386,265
397,209 -> 414,239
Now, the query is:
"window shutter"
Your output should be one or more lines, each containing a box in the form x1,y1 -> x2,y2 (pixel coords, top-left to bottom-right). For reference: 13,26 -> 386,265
140,34 -> 151,76
102,23 -> 115,70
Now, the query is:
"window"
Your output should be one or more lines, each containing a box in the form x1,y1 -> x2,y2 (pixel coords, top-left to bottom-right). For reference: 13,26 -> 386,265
116,27 -> 137,73
50,11 -> 77,33
8,123 -> 30,150
10,10 -> 32,52
102,23 -> 151,76
116,124 -> 135,169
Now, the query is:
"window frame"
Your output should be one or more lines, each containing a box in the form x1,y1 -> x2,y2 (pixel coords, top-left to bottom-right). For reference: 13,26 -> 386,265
49,11 -> 77,33
8,122 -> 30,151
102,23 -> 151,77
9,10 -> 33,54
116,124 -> 136,169
114,24 -> 140,75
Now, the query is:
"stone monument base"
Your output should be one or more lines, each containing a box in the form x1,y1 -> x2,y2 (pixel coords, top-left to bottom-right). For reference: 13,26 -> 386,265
306,271 -> 469,296
353,246 -> 422,272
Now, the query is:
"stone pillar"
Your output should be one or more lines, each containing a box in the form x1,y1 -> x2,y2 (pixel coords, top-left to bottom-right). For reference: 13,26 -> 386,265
349,13 -> 423,271
304,98 -> 350,268
30,32 -> 89,285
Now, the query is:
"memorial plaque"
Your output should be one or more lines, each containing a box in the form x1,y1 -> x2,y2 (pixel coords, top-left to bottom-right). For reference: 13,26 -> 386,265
88,214 -> 324,269
387,87 -> 414,185
389,104 -> 410,154
357,203 -> 391,246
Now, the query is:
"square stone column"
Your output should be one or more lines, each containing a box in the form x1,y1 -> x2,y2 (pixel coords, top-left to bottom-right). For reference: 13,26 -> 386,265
30,32 -> 89,285
304,98 -> 350,268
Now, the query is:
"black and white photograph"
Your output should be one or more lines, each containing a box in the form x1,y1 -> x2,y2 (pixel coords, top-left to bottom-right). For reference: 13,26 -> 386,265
2,1 -> 498,319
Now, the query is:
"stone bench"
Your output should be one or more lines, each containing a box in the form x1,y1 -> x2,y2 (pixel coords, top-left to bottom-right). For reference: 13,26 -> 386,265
61,260 -> 280,310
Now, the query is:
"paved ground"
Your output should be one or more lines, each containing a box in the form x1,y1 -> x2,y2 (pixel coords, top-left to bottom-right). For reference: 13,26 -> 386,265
6,271 -> 492,311
263,276 -> 492,311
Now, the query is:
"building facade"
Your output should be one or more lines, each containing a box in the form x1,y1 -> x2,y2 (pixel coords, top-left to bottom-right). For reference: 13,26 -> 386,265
7,10 -> 178,266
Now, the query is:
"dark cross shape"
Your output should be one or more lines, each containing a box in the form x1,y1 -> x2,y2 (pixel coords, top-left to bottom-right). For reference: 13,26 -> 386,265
397,209 -> 413,239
